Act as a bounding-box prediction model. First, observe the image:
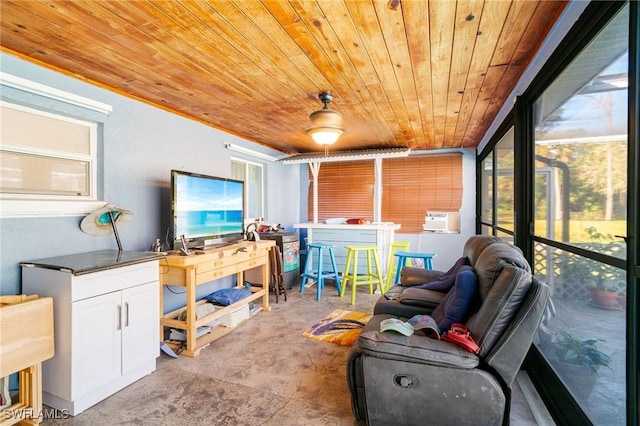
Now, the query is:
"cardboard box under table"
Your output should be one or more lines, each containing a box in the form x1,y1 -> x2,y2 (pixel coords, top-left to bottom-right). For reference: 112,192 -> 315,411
219,304 -> 250,327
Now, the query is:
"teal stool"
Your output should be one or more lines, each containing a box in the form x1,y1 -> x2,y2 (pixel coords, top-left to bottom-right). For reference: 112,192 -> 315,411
340,245 -> 383,305
393,251 -> 437,285
300,242 -> 341,300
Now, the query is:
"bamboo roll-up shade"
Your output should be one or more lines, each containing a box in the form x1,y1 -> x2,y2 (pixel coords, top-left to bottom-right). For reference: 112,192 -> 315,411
382,154 -> 463,233
308,160 -> 374,222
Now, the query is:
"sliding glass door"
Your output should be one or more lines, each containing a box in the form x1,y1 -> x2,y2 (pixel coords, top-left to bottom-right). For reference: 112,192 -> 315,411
478,2 -> 638,424
531,5 -> 628,424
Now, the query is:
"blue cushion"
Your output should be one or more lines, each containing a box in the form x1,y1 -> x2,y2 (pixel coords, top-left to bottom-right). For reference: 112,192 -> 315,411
431,267 -> 479,332
414,256 -> 470,292
206,288 -> 251,306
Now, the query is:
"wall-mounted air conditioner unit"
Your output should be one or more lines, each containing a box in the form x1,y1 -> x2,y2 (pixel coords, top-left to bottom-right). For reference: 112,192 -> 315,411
423,211 -> 460,233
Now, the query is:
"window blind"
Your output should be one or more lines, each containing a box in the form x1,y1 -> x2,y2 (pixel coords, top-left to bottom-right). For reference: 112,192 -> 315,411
306,154 -> 462,232
382,154 -> 463,233
308,160 -> 374,221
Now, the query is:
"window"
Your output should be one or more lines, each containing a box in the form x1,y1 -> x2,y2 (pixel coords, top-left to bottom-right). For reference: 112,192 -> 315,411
307,160 -> 374,221
306,155 -> 463,232
383,154 -> 462,233
0,102 -> 100,217
495,129 -> 515,232
231,158 -> 264,220
480,155 -> 493,228
479,126 -> 514,239
477,3 -> 636,423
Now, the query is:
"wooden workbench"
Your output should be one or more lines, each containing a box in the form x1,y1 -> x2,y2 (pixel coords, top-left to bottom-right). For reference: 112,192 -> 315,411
158,240 -> 275,357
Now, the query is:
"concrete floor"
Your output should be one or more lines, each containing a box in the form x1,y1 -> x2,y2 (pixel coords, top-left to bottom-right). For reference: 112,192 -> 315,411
43,284 -> 546,425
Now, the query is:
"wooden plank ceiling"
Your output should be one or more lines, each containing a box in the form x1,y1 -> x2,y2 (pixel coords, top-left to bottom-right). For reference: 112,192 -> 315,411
0,0 -> 568,154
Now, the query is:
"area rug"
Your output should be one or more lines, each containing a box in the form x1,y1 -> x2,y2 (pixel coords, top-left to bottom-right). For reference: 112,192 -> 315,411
302,309 -> 373,347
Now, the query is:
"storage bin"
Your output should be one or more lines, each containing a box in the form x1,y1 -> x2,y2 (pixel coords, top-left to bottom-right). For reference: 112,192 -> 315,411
219,304 -> 250,327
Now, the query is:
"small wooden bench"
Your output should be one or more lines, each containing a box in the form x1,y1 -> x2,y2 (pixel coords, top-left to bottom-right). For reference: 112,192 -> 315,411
0,295 -> 55,425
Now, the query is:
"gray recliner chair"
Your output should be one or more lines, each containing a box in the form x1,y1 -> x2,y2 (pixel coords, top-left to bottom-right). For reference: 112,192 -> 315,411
347,235 -> 550,425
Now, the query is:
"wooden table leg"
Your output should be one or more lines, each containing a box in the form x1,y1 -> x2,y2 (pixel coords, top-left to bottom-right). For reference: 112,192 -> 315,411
185,267 -> 198,355
262,257 -> 271,312
158,272 -> 164,341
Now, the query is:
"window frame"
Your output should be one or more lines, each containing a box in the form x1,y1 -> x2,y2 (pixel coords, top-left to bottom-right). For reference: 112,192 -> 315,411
477,118 -> 515,240
0,101 -> 102,218
230,157 -> 264,222
477,2 -> 637,424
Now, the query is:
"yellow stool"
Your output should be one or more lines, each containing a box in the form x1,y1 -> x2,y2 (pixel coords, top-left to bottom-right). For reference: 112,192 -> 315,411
384,240 -> 411,292
340,245 -> 383,305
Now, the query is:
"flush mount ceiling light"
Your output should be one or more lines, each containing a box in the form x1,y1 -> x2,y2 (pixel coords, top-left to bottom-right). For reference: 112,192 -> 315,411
307,91 -> 343,145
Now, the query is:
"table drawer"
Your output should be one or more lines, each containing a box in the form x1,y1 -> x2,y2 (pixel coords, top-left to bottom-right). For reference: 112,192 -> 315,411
237,256 -> 267,272
197,264 -> 238,283
195,252 -> 250,274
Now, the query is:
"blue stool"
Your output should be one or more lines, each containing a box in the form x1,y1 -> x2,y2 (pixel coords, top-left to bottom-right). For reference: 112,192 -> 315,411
393,251 -> 437,285
300,242 -> 341,300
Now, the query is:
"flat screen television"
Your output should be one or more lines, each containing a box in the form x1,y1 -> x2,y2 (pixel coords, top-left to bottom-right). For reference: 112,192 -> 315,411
171,170 -> 245,249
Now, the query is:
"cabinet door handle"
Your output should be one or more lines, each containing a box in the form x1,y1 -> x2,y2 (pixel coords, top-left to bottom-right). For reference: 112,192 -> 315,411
117,305 -> 122,330
125,302 -> 129,327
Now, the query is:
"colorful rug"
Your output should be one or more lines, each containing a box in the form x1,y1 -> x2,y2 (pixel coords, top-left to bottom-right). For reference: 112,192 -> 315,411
302,309 -> 372,347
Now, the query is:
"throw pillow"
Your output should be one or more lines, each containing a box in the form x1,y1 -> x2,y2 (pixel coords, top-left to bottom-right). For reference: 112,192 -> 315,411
414,256 -> 470,292
206,288 -> 252,306
430,267 -> 479,332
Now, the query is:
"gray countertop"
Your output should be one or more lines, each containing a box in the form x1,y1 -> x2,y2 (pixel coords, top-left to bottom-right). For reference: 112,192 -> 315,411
20,250 -> 164,275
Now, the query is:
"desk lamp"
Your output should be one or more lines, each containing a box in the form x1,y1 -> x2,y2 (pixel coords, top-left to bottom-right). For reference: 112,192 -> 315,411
80,204 -> 133,252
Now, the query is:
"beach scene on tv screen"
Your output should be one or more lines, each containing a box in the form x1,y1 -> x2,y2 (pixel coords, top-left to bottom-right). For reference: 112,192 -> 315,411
176,175 -> 243,238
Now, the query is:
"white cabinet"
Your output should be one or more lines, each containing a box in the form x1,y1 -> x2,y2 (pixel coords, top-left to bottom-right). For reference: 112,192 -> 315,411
121,283 -> 158,374
22,252 -> 160,415
72,290 -> 122,398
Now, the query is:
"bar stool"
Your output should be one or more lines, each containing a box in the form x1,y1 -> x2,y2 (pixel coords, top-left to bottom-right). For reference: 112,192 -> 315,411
340,245 -> 383,305
393,251 -> 438,285
384,240 -> 411,292
300,242 -> 341,300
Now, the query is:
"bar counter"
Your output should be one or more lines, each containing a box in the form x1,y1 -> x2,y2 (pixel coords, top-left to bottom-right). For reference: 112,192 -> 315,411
293,222 -> 401,276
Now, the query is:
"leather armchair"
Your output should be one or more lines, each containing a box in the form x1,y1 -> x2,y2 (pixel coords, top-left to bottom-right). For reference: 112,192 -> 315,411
347,235 -> 550,425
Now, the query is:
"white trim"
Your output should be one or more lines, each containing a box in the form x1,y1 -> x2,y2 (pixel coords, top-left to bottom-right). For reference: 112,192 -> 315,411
1,102 -> 98,200
308,162 -> 321,223
0,72 -> 113,115
374,157 -> 382,222
225,143 -> 280,162
280,148 -> 410,164
536,134 -> 627,145
515,372 -> 556,426
0,199 -> 106,218
231,157 -> 265,220
408,148 -> 466,156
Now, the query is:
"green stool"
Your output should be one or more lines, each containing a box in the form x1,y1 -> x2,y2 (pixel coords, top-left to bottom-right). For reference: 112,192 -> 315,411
340,245 -> 383,305
384,240 -> 411,292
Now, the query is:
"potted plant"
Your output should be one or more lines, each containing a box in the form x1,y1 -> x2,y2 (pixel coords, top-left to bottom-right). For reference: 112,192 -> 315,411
617,289 -> 627,308
589,279 -> 620,308
584,226 -> 623,309
545,328 -> 612,400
